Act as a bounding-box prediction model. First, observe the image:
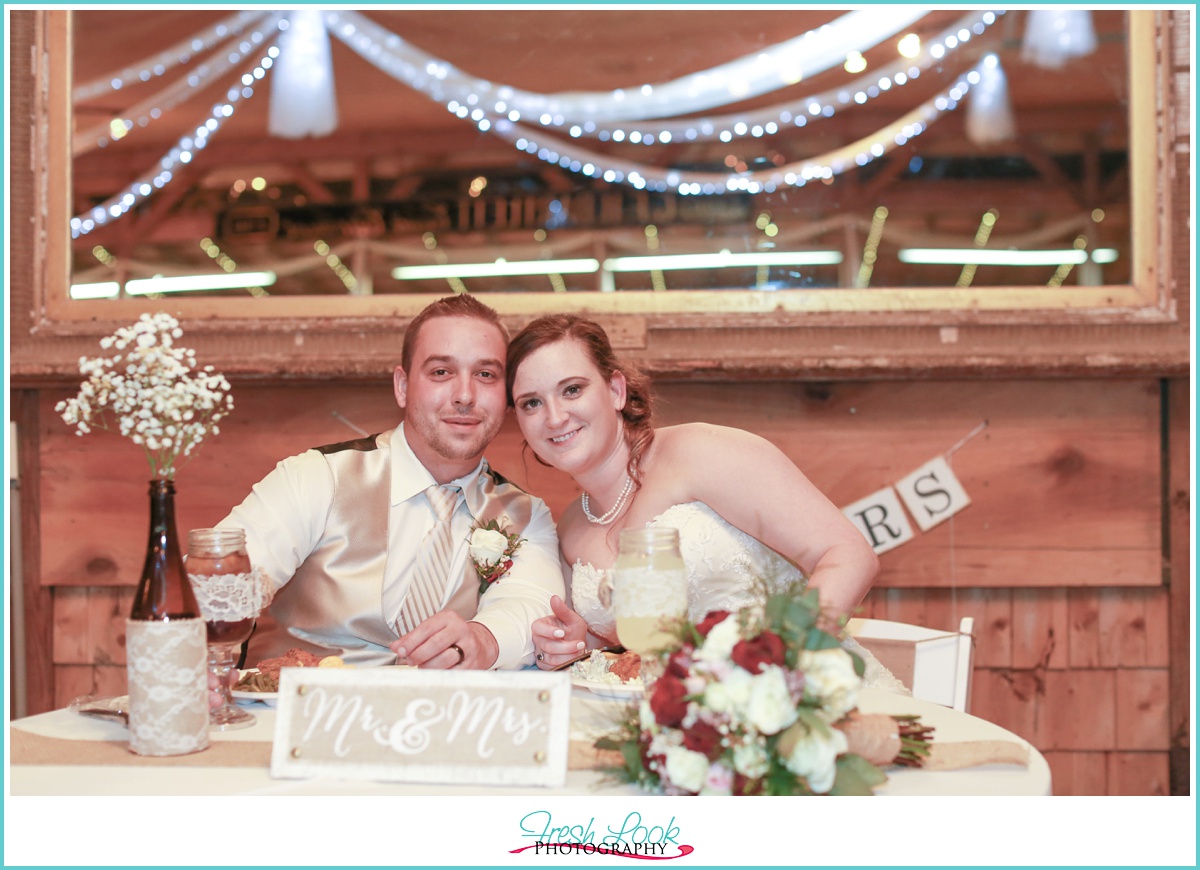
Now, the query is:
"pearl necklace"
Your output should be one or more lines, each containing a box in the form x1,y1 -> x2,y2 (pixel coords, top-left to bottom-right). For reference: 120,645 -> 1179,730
581,476 -> 634,525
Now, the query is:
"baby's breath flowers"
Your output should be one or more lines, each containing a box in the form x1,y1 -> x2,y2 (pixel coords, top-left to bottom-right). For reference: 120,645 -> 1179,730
56,312 -> 234,479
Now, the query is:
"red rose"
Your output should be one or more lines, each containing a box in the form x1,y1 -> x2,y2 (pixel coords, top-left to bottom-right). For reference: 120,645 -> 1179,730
649,672 -> 689,727
694,610 -> 731,638
682,720 -> 724,760
732,773 -> 765,796
665,648 -> 692,679
731,630 -> 787,674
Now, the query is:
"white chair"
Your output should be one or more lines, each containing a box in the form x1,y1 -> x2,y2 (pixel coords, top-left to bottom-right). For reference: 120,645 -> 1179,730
845,616 -> 975,713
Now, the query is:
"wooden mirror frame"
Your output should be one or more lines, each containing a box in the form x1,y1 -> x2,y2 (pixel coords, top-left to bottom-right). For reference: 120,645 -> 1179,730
15,9 -> 1188,382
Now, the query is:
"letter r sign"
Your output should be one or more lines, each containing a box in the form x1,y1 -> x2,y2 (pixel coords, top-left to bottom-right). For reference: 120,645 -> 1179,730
841,487 -> 915,555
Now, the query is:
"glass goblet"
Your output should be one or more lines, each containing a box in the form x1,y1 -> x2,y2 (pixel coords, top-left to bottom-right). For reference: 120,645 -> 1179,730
186,527 -> 273,731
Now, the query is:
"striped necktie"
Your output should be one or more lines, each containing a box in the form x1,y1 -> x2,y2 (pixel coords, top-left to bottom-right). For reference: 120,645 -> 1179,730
396,484 -> 461,635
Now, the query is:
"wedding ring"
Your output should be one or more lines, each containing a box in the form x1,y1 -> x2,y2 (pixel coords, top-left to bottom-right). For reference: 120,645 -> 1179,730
449,643 -> 465,667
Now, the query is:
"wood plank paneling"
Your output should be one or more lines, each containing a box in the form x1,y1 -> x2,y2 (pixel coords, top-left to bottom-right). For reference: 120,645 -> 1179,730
1044,751 -> 1108,796
1036,670 -> 1116,751
1115,669 -> 1171,751
1067,589 -> 1103,668
1107,752 -> 1170,796
1165,377 -> 1191,796
15,390 -> 56,716
970,669 -> 1041,746
1097,587 -> 1171,668
1011,589 -> 1068,670
964,588 -> 1013,669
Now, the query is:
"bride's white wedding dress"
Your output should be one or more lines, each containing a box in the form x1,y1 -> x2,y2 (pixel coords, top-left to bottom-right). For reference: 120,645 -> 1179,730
569,501 -> 909,694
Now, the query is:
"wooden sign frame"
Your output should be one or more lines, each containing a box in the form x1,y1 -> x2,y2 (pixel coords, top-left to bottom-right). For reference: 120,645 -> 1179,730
269,668 -> 572,787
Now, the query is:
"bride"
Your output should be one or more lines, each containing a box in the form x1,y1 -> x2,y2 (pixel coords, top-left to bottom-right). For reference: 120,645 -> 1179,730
506,314 -> 904,691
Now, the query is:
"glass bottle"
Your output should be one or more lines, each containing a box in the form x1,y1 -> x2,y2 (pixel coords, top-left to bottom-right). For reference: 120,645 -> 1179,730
131,479 -> 201,619
125,479 -> 209,756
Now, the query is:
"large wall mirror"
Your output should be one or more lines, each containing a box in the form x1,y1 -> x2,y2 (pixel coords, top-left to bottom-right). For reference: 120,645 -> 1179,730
38,8 -> 1166,326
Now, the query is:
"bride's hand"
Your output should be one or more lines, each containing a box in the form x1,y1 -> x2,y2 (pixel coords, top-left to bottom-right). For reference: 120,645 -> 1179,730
531,594 -> 588,669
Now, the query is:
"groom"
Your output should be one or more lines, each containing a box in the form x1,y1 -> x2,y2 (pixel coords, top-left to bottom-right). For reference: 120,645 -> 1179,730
217,294 -> 564,669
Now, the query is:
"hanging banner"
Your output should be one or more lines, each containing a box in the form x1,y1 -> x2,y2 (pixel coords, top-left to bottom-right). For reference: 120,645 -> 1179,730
895,456 -> 972,532
842,486 -> 915,555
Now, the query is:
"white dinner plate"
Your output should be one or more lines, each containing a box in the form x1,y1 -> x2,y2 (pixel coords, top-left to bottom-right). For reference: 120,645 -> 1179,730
231,669 -> 278,707
570,675 -> 643,701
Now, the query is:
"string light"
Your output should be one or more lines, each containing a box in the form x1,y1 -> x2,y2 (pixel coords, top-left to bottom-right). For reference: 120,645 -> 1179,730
326,8 -> 931,127
73,10 -> 272,101
74,14 -> 285,156
494,61 -> 990,195
333,10 -> 1002,148
71,36 -> 285,238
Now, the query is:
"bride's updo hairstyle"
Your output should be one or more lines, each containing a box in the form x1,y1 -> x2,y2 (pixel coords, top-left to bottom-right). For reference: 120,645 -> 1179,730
507,314 -> 656,484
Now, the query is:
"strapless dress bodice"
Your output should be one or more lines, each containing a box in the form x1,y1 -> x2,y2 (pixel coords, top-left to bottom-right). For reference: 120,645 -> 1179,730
570,501 -> 803,638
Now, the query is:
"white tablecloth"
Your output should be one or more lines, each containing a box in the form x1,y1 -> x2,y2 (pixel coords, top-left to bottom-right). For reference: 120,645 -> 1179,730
8,687 -> 1049,796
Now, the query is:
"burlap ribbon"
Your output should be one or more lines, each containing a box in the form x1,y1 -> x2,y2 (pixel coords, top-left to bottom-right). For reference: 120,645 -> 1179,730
10,729 -> 270,768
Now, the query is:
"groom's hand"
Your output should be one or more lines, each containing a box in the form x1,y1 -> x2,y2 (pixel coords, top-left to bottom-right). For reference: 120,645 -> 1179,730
531,595 -> 588,669
391,611 -> 498,669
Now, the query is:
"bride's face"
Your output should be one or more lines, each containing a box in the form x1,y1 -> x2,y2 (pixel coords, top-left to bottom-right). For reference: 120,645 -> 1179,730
510,338 -> 626,475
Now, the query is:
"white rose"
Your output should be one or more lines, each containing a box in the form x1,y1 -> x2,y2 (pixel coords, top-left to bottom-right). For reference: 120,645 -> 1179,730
798,647 -> 861,720
693,615 -> 741,662
703,666 -> 752,716
662,745 -> 709,793
745,665 -> 799,735
781,724 -> 847,794
468,528 -> 509,565
731,741 -> 770,778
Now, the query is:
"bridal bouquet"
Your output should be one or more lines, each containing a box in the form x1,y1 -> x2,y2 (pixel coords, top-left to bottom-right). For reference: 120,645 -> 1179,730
55,312 -> 234,479
596,586 -> 931,795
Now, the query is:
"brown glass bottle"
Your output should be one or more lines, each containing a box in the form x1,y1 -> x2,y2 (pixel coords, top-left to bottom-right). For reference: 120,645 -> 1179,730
131,479 -> 202,620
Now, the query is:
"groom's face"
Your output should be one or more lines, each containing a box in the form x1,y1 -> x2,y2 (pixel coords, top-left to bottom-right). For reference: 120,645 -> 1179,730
394,315 -> 508,482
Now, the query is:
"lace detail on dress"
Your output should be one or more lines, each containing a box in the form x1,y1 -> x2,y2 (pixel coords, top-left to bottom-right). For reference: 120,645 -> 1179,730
569,501 -> 908,695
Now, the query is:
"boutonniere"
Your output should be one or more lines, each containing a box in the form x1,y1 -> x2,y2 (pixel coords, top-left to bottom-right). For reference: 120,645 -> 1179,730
468,518 -> 526,595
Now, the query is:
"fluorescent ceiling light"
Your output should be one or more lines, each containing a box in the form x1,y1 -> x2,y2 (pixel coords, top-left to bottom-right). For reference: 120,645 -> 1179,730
70,281 -> 120,300
603,251 -> 843,272
898,248 -> 1119,266
392,259 -> 599,280
123,272 -> 277,294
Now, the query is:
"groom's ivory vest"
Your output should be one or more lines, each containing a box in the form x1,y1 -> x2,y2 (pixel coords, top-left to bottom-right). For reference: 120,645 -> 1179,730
245,430 -> 532,665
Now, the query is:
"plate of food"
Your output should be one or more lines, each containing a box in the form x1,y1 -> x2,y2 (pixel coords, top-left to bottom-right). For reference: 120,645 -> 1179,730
569,649 -> 644,700
231,669 -> 278,707
232,648 -> 348,707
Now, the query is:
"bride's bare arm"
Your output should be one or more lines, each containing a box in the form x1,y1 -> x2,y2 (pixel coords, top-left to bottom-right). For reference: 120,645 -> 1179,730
666,423 -> 879,622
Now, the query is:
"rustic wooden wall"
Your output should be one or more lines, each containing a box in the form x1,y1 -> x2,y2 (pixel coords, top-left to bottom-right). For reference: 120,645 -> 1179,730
23,374 -> 1181,795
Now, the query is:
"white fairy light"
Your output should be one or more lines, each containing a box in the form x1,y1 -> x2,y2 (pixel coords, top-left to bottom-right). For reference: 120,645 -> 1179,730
327,7 -> 929,127
487,63 -> 983,194
72,41 -> 281,238
465,10 -> 1002,147
73,10 -> 271,102
74,12 -> 287,157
